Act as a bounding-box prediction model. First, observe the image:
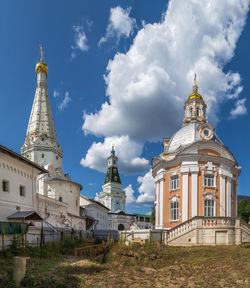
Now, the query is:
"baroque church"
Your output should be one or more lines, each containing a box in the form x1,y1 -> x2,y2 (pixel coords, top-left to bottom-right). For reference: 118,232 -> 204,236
152,75 -> 241,229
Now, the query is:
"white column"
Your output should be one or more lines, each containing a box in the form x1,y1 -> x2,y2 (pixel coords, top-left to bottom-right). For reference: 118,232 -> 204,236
227,178 -> 232,217
181,168 -> 189,222
159,179 -> 164,228
155,182 -> 159,228
191,168 -> 199,217
220,175 -> 226,216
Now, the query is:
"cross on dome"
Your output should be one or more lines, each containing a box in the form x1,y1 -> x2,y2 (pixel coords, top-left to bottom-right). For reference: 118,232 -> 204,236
188,73 -> 202,100
35,45 -> 48,75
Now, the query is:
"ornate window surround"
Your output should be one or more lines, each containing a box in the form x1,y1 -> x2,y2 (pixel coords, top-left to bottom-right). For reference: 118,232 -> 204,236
170,196 -> 179,222
203,192 -> 216,217
170,174 -> 179,191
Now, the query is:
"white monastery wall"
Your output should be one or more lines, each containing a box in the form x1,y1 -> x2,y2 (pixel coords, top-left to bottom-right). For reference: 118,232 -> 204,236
0,151 -> 40,221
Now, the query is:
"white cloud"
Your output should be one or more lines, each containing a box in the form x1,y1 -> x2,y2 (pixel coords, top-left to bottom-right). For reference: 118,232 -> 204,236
124,184 -> 136,204
53,90 -> 60,98
136,169 -> 155,204
99,6 -> 136,46
80,135 -> 149,175
230,98 -> 247,118
58,91 -> 71,110
72,25 -> 88,56
84,0 -> 249,143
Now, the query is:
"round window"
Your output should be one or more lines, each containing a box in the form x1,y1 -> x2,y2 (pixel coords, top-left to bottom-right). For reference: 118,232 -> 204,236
203,129 -> 210,137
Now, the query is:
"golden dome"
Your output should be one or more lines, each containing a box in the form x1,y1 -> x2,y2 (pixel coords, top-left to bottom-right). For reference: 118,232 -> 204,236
35,45 -> 48,75
35,59 -> 48,75
188,73 -> 203,100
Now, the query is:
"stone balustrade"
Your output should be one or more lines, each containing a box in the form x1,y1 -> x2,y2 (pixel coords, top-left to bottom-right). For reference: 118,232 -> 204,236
119,217 -> 250,246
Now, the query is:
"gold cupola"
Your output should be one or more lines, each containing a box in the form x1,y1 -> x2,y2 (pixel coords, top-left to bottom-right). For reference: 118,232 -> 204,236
183,74 -> 207,125
188,73 -> 202,100
35,45 -> 48,76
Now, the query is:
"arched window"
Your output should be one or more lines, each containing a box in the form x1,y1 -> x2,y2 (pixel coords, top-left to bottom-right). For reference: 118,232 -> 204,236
196,107 -> 200,116
204,199 -> 215,216
190,107 -> 193,117
118,224 -> 124,231
170,201 -> 179,221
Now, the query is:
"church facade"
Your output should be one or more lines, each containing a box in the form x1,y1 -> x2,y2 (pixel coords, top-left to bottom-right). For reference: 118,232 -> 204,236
152,76 -> 241,230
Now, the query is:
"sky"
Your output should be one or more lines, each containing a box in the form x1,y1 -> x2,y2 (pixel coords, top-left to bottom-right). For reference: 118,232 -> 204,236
0,0 -> 250,215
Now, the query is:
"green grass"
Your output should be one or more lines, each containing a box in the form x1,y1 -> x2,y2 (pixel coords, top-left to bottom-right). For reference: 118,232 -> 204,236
0,242 -> 250,287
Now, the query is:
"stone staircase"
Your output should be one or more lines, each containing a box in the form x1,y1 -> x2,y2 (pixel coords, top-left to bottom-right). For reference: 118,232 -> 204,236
163,216 -> 250,246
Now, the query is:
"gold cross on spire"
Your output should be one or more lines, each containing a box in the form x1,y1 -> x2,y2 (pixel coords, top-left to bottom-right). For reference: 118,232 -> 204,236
193,73 -> 198,93
40,45 -> 44,62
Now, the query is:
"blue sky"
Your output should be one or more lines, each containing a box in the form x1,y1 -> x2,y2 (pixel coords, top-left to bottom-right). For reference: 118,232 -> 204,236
0,0 -> 250,214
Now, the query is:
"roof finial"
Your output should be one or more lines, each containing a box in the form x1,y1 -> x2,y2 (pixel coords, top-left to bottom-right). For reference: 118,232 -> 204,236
193,73 -> 198,93
111,144 -> 115,155
40,44 -> 44,62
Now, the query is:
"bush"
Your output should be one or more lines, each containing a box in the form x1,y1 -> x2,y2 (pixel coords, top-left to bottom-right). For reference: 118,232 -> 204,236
238,199 -> 250,223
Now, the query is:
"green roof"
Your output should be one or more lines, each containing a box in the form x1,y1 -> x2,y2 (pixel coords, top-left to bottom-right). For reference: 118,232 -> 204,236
104,166 -> 121,184
135,214 -> 152,218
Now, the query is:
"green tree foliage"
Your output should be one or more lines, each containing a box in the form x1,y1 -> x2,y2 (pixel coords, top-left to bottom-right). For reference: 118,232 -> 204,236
238,199 -> 250,223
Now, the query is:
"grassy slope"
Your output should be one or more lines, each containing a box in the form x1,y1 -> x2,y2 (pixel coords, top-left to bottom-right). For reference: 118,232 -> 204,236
0,243 -> 250,287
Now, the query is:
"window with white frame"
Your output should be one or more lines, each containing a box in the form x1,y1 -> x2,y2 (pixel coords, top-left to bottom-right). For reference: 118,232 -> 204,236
204,174 -> 215,187
170,201 -> 179,221
204,199 -> 215,216
170,175 -> 179,191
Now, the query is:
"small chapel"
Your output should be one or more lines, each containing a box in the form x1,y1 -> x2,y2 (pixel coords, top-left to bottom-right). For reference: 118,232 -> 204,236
152,75 -> 241,230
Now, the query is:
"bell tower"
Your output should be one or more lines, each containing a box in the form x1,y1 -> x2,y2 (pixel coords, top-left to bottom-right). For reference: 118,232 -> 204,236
99,146 -> 126,212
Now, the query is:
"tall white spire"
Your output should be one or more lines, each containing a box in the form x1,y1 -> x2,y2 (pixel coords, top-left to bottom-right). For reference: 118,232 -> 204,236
21,47 -> 62,169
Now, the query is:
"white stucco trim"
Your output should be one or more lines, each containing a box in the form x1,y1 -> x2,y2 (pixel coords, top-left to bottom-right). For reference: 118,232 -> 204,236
191,170 -> 198,217
155,182 -> 159,228
220,175 -> 226,216
159,180 -> 164,228
227,177 -> 232,217
181,168 -> 189,222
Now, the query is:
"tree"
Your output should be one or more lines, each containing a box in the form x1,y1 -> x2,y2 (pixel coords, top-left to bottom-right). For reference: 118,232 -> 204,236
238,199 -> 250,223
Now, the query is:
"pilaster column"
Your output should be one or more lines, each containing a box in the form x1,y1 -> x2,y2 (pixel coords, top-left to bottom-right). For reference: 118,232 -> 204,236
159,178 -> 164,228
227,177 -> 232,217
190,167 -> 199,217
220,174 -> 226,216
181,167 -> 189,222
155,182 -> 159,228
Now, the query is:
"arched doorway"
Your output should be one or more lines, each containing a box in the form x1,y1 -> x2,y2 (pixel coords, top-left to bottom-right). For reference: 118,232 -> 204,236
118,224 -> 125,231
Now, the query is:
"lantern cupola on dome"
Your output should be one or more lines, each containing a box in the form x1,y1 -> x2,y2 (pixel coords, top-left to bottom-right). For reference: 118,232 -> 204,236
183,74 -> 207,125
